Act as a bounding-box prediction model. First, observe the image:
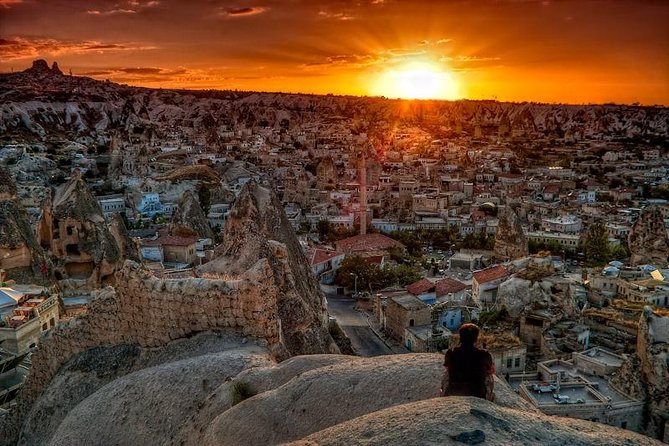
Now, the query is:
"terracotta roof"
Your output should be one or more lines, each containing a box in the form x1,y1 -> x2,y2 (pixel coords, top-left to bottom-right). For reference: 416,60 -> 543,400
334,233 -> 404,254
435,278 -> 467,296
310,248 -> 344,266
407,278 -> 435,295
365,255 -> 385,265
142,235 -> 197,247
473,265 -> 509,284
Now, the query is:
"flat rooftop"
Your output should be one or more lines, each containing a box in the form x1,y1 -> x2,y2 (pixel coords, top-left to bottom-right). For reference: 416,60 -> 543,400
578,348 -> 623,367
527,384 -> 602,406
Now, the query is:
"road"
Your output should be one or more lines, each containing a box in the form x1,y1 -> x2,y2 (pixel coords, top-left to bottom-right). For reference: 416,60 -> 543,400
326,295 -> 393,357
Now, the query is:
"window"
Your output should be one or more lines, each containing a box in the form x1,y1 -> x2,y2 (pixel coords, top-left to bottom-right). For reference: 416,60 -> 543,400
66,226 -> 74,235
50,318 -> 55,327
42,323 -> 47,331
506,358 -> 512,368
514,357 -> 520,368
409,319 -> 415,327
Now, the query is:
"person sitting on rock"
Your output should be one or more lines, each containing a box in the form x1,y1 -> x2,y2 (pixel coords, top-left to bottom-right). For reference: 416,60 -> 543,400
440,323 -> 494,401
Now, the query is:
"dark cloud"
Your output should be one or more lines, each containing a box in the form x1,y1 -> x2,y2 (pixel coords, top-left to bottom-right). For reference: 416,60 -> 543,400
222,6 -> 268,17
0,37 -> 155,61
120,67 -> 163,74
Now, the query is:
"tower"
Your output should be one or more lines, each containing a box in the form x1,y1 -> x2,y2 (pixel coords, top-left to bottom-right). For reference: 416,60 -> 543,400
359,149 -> 368,235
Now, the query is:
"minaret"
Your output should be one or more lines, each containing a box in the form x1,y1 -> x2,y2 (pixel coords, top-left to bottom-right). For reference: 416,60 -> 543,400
359,150 -> 367,235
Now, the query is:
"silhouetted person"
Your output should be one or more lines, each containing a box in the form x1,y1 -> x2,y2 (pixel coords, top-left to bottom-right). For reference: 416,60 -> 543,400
441,323 -> 494,400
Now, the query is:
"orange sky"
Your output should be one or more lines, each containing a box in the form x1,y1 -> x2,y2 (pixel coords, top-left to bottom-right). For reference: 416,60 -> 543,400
1,0 -> 668,104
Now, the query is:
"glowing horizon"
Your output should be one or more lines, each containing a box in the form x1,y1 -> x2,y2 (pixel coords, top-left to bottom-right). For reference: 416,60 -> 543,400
1,1 -> 667,105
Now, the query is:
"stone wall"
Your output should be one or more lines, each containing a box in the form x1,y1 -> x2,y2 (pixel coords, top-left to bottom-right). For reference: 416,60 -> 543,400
4,260 -> 282,443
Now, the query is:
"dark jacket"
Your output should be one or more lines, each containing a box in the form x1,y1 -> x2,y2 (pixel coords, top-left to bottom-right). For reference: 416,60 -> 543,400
443,344 -> 494,399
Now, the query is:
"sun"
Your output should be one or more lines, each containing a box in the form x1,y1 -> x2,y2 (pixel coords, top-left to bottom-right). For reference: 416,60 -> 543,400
371,62 -> 460,100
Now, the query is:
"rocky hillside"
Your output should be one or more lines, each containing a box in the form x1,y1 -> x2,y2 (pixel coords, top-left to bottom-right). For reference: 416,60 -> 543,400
1,60 -> 668,143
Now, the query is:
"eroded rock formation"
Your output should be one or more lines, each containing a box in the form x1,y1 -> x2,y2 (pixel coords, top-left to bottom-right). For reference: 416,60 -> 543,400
610,307 -> 669,440
494,207 -> 528,261
628,206 -> 669,266
36,172 -> 121,289
0,165 -> 48,277
108,213 -> 140,262
200,182 -> 337,356
171,189 -> 214,239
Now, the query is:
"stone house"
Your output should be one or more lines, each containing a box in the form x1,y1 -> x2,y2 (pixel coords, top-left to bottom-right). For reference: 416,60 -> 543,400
519,311 -> 552,353
385,294 -> 431,345
0,292 -> 59,355
472,265 -> 509,305
142,235 -> 197,265
308,248 -> 345,285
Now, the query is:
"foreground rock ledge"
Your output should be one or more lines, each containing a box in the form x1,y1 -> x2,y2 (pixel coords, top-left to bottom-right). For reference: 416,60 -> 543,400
16,348 -> 659,446
289,397 -> 660,446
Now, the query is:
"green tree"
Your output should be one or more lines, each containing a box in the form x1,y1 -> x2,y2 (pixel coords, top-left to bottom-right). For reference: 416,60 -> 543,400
197,184 -> 212,216
584,221 -> 611,267
317,220 -> 331,240
335,256 -> 384,292
390,264 -> 423,286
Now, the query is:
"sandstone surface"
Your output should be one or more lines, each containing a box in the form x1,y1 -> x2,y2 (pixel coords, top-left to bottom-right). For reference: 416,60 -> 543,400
289,397 -> 659,446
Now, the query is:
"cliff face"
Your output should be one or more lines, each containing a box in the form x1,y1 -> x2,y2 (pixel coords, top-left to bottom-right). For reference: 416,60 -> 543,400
610,307 -> 669,440
494,207 -> 528,261
628,206 -> 669,266
171,189 -> 215,239
200,182 -> 338,357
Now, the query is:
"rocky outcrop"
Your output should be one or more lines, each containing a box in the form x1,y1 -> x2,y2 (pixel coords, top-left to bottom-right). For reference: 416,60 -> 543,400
610,307 -> 669,440
0,165 -> 48,275
171,189 -> 214,239
495,270 -> 577,319
494,207 -> 528,261
9,349 -> 657,446
628,206 -> 669,266
289,397 -> 658,446
23,59 -> 63,77
496,277 -> 550,318
200,182 -> 337,357
108,213 -> 140,262
36,172 -> 121,289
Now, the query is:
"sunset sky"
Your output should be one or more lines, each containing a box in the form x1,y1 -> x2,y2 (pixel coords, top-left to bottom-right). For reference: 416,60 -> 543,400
1,0 -> 668,104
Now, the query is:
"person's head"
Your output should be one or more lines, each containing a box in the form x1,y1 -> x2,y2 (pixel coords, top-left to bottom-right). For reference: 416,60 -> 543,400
458,323 -> 480,347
